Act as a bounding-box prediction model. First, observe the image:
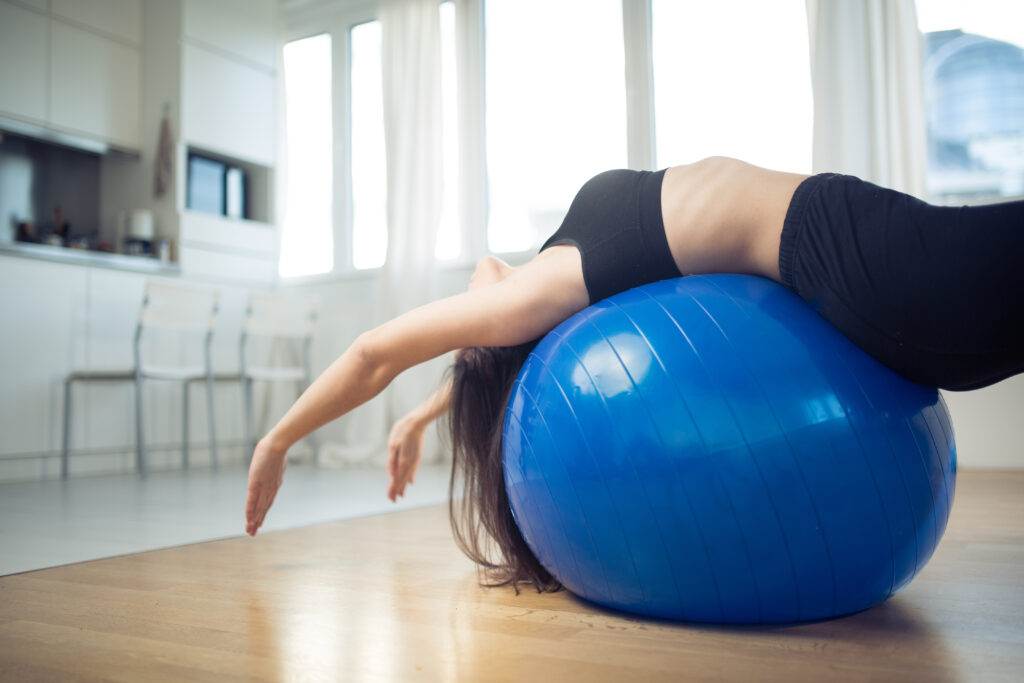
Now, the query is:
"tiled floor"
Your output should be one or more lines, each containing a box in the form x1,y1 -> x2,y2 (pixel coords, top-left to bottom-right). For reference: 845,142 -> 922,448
0,462 -> 450,576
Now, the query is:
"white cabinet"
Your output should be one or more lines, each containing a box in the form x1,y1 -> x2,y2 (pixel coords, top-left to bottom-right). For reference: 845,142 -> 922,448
51,0 -> 142,46
13,0 -> 48,12
0,2 -> 48,124
0,0 -> 142,150
49,20 -> 141,149
184,0 -> 277,69
182,42 -> 276,166
179,211 -> 277,283
0,255 -> 88,458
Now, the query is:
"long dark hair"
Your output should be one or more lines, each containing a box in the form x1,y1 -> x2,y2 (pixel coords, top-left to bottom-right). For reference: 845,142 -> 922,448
447,340 -> 562,593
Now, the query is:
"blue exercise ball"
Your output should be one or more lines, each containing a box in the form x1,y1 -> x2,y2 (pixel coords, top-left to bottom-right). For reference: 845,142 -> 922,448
503,274 -> 956,623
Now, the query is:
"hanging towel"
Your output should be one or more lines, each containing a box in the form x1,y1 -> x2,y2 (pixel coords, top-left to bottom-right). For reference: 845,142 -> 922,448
154,109 -> 174,198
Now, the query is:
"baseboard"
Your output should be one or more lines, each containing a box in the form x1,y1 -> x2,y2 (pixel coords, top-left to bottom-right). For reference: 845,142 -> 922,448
0,440 -> 315,482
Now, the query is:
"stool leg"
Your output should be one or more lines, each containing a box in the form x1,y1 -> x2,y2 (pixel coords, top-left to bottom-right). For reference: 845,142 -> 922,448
206,374 -> 218,472
243,376 -> 254,463
182,381 -> 190,470
62,378 -> 73,479
135,374 -> 147,477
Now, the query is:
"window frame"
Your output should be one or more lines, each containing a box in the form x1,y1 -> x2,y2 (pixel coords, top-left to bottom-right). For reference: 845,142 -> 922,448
276,0 -> 655,282
280,5 -> 375,284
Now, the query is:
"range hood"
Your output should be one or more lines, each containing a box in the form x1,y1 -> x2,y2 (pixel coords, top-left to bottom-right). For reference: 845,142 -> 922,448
0,115 -> 109,155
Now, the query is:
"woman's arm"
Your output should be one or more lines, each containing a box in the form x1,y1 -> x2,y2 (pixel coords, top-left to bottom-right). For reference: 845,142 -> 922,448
244,246 -> 588,536
386,377 -> 451,502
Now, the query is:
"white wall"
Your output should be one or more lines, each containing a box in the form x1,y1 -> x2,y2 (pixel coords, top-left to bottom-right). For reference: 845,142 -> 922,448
943,381 -> 1024,469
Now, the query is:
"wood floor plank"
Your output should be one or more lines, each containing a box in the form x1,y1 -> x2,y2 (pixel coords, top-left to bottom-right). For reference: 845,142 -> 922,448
1,470 -> 1022,682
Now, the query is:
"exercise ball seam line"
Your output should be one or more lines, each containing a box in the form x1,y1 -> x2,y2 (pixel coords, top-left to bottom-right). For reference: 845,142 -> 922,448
675,280 -> 835,618
935,393 -> 958,499
918,406 -> 952,575
635,286 -> 774,621
677,283 -> 815,621
931,398 -> 957,541
935,394 -> 956,471
910,410 -> 948,557
546,326 -> 661,615
514,382 -> 616,603
505,405 -> 587,596
706,277 -> 899,610
523,356 -> 626,607
577,316 -> 700,619
828,343 -> 916,598
634,286 -> 802,622
605,298 -> 733,621
902,416 -> 941,570
840,363 -> 923,593
928,403 -> 955,520
503,381 -> 556,588
593,301 -> 726,620
924,404 -> 955,542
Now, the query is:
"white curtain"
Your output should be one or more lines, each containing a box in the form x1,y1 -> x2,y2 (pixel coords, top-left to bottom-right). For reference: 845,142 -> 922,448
332,0 -> 448,466
454,0 -> 488,260
806,0 -> 928,196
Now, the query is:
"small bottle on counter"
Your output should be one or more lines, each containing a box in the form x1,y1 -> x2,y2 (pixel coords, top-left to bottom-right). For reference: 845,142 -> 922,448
156,238 -> 171,264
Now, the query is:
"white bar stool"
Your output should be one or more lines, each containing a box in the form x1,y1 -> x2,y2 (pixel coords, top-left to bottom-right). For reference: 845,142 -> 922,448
61,282 -> 221,478
239,293 -> 319,464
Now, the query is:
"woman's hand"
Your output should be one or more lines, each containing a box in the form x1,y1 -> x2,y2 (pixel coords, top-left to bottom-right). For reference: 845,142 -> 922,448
386,413 -> 426,502
245,439 -> 287,536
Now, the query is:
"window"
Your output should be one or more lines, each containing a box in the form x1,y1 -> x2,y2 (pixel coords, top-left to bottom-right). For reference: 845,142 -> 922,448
651,0 -> 812,173
485,0 -> 627,254
280,34 -> 333,278
916,0 -> 1024,202
351,20 -> 387,270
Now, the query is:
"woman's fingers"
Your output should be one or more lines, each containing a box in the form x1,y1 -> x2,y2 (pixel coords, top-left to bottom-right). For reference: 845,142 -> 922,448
388,455 -> 414,502
386,443 -> 398,477
245,485 -> 279,535
246,491 -> 264,535
244,442 -> 288,536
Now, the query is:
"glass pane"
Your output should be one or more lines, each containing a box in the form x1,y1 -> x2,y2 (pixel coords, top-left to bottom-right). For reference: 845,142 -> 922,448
485,0 -> 627,254
917,0 -> 1024,201
351,21 -> 387,270
652,0 -> 812,173
436,0 -> 460,261
280,34 -> 333,278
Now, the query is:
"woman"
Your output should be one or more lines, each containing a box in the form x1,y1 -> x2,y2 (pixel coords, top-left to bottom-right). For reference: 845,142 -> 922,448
245,156 -> 1024,590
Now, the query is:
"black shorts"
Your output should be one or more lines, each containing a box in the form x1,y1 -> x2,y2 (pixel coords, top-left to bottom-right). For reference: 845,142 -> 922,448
779,173 -> 1024,390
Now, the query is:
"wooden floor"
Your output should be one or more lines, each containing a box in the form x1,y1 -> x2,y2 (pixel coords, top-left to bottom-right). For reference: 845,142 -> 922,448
1,471 -> 1022,682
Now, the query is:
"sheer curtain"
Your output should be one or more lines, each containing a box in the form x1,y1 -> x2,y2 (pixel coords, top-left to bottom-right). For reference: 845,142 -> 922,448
335,0 -> 448,466
806,0 -> 928,196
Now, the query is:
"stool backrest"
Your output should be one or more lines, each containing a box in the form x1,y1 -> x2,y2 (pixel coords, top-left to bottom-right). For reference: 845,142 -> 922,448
243,294 -> 318,339
138,282 -> 219,333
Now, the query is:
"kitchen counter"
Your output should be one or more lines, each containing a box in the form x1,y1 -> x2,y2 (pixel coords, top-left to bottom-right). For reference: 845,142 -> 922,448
0,241 -> 180,275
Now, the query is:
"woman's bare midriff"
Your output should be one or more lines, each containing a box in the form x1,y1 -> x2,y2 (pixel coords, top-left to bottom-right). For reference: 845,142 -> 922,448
660,157 -> 808,283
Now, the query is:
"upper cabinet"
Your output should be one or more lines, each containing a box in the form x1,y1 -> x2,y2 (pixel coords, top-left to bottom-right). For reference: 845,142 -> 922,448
184,0 -> 276,69
50,21 -> 141,149
180,0 -> 277,166
0,2 -> 48,124
0,0 -> 142,151
182,42 -> 275,166
51,0 -> 142,46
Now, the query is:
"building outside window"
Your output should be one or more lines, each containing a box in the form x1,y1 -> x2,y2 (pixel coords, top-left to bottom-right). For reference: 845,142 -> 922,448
917,1 -> 1024,202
